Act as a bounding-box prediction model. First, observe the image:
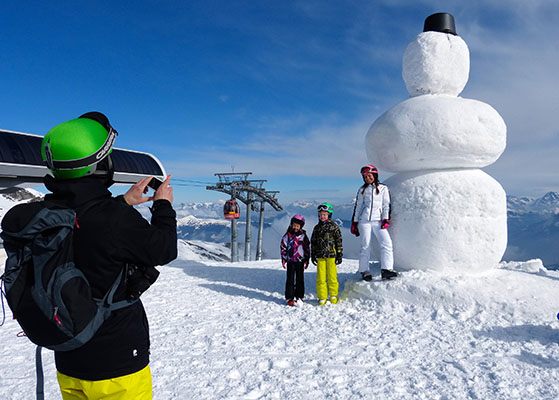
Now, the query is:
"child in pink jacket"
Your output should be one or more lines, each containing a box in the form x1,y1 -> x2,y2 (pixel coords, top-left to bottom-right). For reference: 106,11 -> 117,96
280,215 -> 310,306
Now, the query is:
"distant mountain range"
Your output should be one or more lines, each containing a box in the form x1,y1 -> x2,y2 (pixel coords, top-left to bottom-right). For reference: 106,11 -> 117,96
505,192 -> 559,268
171,193 -> 559,267
2,189 -> 559,267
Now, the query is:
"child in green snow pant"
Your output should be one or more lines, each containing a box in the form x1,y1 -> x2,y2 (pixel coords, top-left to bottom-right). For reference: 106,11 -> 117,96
316,257 -> 338,301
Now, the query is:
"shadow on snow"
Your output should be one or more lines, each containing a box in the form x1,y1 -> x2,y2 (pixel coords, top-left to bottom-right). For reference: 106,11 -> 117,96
167,260 -> 355,303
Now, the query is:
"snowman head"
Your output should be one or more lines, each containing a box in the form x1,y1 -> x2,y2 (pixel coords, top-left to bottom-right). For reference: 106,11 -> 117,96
402,13 -> 470,97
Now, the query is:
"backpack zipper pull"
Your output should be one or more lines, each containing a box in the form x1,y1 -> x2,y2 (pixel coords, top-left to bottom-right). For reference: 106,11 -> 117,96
53,307 -> 62,326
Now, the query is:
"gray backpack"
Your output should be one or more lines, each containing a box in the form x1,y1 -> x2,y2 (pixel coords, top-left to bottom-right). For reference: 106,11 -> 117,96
1,203 -> 136,399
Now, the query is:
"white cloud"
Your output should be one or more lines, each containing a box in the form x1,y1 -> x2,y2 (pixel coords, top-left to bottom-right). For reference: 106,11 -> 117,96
165,113 -> 376,178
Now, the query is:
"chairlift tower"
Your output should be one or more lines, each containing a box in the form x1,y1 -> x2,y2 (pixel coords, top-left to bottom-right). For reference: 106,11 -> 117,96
206,172 -> 283,262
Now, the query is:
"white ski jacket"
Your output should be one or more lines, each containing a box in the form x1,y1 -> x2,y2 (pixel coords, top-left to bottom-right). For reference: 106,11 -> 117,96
353,183 -> 391,222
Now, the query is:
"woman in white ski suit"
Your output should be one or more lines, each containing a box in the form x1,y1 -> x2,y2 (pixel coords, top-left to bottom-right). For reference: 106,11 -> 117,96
351,165 -> 396,280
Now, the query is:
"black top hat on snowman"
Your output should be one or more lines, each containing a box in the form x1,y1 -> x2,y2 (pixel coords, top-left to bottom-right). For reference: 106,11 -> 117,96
423,12 -> 457,35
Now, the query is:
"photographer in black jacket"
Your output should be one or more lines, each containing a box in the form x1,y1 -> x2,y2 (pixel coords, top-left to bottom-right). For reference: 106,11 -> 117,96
3,112 -> 177,399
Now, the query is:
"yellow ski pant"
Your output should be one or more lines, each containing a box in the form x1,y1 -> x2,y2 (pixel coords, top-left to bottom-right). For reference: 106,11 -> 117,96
316,257 -> 338,300
57,365 -> 152,400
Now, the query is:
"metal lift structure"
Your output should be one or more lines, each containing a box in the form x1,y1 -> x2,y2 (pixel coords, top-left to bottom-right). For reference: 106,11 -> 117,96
206,172 -> 283,262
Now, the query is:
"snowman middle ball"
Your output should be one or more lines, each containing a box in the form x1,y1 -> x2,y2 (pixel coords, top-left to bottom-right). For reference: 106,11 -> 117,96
365,95 -> 506,172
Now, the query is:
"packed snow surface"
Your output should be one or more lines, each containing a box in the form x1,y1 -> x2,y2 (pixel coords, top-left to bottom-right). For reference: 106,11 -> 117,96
403,31 -> 470,97
366,95 -> 506,172
1,249 -> 558,399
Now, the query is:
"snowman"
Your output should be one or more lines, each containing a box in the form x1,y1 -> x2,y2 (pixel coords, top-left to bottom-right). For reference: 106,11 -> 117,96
365,13 -> 507,272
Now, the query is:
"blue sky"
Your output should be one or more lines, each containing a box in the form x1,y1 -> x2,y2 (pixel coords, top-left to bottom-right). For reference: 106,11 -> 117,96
2,1 -> 558,204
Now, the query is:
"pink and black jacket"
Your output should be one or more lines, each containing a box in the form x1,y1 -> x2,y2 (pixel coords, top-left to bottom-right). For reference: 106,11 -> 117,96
280,228 -> 311,264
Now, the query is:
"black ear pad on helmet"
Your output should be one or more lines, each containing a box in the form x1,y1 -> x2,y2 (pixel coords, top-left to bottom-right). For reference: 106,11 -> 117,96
78,111 -> 116,187
78,111 -> 113,133
91,153 -> 115,187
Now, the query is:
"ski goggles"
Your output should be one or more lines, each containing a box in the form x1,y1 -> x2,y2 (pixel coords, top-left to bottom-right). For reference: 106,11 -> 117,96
360,165 -> 378,175
317,204 -> 332,212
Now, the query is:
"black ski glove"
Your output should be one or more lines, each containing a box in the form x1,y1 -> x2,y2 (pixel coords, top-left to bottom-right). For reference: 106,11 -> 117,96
335,253 -> 342,265
351,222 -> 360,237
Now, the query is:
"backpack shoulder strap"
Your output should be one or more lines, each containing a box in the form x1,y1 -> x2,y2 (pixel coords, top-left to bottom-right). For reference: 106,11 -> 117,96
1,205 -> 75,241
35,346 -> 45,400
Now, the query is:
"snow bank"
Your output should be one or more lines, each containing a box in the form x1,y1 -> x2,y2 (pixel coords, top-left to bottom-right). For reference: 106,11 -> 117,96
344,259 -> 556,322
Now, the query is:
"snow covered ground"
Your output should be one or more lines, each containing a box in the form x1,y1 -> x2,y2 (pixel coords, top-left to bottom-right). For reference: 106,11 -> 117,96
1,249 -> 558,399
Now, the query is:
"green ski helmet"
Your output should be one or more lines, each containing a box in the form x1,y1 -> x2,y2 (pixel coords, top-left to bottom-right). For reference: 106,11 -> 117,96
41,112 -> 118,180
317,202 -> 334,219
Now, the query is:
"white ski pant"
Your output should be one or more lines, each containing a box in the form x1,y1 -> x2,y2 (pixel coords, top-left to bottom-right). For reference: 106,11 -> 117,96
358,220 -> 394,273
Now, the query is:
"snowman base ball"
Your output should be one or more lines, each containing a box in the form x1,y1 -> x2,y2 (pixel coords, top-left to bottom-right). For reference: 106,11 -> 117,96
385,169 -> 507,272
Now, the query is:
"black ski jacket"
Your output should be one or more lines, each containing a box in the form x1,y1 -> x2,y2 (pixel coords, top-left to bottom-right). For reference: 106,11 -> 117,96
2,175 -> 177,380
310,220 -> 343,259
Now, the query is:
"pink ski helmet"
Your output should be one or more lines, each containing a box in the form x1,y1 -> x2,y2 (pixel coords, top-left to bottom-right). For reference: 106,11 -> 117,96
360,164 -> 378,175
290,214 -> 305,228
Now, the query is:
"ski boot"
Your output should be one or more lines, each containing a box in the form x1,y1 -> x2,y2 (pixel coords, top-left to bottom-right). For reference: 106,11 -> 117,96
318,299 -> 327,306
287,299 -> 295,306
361,271 -> 373,281
330,296 -> 338,304
381,269 -> 398,280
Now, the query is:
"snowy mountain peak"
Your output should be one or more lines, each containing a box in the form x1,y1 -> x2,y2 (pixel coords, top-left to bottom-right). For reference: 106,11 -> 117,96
533,191 -> 559,209
1,188 -> 43,202
507,191 -> 559,214
176,199 -> 225,210
0,188 -> 43,217
173,239 -> 230,262
177,215 -> 230,227
290,200 -> 319,208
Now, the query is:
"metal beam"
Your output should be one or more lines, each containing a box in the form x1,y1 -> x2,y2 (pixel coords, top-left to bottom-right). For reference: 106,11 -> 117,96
244,192 -> 252,261
256,201 -> 265,261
